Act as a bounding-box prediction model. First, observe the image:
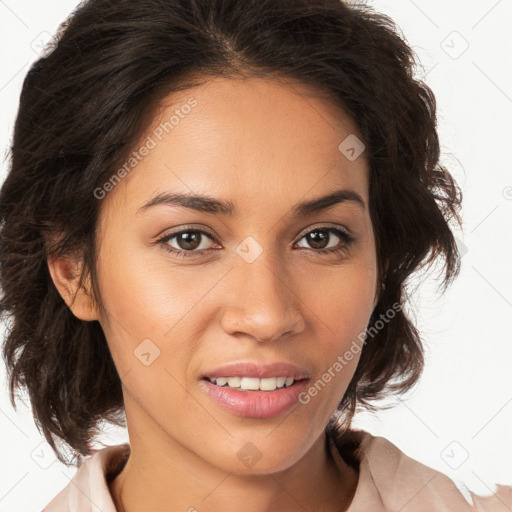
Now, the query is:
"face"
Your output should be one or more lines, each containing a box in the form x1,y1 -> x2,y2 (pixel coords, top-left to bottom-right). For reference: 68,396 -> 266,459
93,76 -> 378,474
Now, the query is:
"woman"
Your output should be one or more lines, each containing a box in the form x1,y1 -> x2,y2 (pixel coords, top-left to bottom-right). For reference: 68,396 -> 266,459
1,0 -> 510,510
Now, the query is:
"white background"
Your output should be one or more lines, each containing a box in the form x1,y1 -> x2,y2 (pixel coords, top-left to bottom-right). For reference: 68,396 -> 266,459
0,0 -> 511,510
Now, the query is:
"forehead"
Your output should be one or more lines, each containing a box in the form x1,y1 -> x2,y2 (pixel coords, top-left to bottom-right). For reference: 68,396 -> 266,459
105,75 -> 369,215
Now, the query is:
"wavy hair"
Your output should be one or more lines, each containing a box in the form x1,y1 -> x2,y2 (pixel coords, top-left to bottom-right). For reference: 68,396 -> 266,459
0,0 -> 462,465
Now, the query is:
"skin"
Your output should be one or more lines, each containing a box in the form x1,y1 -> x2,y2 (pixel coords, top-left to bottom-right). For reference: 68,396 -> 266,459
49,75 -> 379,512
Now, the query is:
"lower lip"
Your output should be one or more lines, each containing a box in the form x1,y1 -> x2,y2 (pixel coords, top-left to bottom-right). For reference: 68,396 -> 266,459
200,379 -> 309,419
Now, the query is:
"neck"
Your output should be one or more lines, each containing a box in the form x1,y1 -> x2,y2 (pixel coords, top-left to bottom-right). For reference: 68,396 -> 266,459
109,427 -> 358,512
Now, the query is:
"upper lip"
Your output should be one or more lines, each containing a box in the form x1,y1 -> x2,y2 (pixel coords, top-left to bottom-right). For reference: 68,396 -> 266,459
201,361 -> 311,380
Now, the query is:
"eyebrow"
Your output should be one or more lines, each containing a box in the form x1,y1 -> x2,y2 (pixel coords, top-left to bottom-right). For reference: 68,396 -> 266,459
137,188 -> 366,216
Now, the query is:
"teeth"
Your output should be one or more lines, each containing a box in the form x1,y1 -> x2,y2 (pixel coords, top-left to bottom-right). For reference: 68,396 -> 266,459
228,377 -> 241,388
210,376 -> 297,391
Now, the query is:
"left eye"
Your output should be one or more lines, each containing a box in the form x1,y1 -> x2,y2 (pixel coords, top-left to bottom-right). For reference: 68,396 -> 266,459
295,227 -> 352,251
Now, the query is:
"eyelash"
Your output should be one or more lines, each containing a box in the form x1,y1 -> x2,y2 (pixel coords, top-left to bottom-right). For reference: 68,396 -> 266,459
155,226 -> 356,259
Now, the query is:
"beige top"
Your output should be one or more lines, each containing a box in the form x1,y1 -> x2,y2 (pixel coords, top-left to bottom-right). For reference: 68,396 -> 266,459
42,430 -> 511,511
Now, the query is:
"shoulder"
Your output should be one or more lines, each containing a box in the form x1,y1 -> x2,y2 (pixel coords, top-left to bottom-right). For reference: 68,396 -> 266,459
333,428 -> 512,512
42,443 -> 130,512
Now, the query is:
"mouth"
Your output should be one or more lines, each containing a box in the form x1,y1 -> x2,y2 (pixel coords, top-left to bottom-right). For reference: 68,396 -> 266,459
200,376 -> 310,419
199,361 -> 311,418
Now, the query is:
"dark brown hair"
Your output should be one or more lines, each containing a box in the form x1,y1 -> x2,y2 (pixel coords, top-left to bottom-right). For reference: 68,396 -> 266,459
0,0 -> 462,466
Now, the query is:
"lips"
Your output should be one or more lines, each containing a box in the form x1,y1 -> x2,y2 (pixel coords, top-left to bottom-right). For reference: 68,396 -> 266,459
200,378 -> 310,418
201,361 -> 311,381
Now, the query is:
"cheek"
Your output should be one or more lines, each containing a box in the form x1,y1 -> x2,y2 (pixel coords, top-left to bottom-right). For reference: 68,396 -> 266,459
95,237 -> 232,386
96,236 -> 211,333
296,262 -> 375,406
304,260 -> 376,334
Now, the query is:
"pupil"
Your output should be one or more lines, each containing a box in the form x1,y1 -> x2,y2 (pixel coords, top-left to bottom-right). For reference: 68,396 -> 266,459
308,230 -> 328,249
179,232 -> 200,250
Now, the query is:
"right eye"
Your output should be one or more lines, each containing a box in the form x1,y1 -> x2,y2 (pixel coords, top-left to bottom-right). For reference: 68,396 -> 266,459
156,228 -> 219,258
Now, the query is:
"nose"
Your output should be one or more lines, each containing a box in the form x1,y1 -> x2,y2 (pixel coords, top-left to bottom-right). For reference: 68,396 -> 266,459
219,249 -> 306,344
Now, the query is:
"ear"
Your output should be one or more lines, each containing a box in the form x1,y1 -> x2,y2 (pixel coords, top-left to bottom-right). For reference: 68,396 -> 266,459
47,254 -> 99,321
